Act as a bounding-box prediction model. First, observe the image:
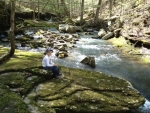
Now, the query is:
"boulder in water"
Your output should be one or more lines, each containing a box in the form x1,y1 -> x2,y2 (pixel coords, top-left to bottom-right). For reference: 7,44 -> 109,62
81,56 -> 96,68
59,24 -> 77,33
102,32 -> 114,40
65,25 -> 76,33
59,24 -> 66,33
98,29 -> 107,38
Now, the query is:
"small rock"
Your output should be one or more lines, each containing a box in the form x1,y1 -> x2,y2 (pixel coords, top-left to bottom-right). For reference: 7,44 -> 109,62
59,46 -> 66,51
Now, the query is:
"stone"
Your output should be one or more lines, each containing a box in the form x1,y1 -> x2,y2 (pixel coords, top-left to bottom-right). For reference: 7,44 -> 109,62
58,53 -> 65,58
81,56 -> 96,68
39,29 -> 45,34
58,40 -> 65,43
65,37 -> 73,42
58,46 -> 66,51
59,24 -> 66,33
56,51 -> 68,58
114,28 -> 121,38
88,57 -> 96,68
59,24 -> 77,33
98,29 -> 107,38
102,32 -> 114,40
65,25 -> 77,33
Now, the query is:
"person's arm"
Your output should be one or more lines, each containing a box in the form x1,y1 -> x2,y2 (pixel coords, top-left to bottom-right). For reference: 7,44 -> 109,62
45,57 -> 54,67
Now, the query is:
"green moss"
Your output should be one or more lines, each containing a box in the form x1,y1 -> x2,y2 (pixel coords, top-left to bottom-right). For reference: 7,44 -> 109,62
24,20 -> 59,28
15,37 -> 32,42
142,56 -> 150,63
109,37 -> 128,47
0,49 -> 43,70
0,47 -> 9,56
0,85 -> 29,113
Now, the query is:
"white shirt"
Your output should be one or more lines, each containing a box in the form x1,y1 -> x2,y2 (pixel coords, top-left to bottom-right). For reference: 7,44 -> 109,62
42,55 -> 54,67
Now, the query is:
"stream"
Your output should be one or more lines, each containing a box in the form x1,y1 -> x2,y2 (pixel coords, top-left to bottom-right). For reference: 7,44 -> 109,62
1,29 -> 150,113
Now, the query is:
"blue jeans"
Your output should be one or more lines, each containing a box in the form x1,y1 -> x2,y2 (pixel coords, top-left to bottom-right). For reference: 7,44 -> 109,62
44,66 -> 59,78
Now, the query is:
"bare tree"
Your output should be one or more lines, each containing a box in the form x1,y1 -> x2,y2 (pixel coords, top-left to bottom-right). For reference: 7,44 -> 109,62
80,0 -> 84,25
94,0 -> 102,25
60,0 -> 70,17
109,0 -> 114,17
9,0 -> 15,56
38,0 -> 40,19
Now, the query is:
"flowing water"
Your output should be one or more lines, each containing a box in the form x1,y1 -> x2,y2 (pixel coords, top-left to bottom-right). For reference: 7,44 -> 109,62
53,31 -> 150,113
0,29 -> 150,113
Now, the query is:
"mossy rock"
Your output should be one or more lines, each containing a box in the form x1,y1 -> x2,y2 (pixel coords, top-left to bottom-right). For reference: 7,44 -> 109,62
0,85 -> 29,113
15,37 -> 32,42
26,66 -> 145,113
24,20 -> 58,28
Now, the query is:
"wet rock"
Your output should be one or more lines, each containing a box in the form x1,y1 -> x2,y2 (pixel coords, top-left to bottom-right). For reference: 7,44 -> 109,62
58,53 -> 65,58
39,29 -> 45,34
98,29 -> 107,38
58,46 -> 66,51
81,56 -> 96,68
102,32 -> 114,40
56,51 -> 68,58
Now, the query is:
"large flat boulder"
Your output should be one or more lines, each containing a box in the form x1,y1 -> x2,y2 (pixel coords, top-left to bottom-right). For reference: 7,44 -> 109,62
25,66 -> 145,113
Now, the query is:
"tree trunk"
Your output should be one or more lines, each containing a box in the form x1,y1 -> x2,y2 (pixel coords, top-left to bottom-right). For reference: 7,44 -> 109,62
0,0 -> 15,64
80,0 -> 84,25
109,0 -> 113,17
9,0 -> 15,56
60,0 -> 70,17
38,0 -> 40,19
57,0 -> 59,9
94,0 -> 102,25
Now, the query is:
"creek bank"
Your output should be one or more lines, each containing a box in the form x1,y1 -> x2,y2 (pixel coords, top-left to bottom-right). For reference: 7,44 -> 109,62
109,36 -> 150,63
120,3 -> 150,49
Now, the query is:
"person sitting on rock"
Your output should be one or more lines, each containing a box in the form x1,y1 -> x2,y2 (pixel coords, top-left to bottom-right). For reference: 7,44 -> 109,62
42,48 -> 62,79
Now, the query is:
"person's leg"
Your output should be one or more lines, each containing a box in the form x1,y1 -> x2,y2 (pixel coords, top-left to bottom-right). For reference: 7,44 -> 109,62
44,66 -> 60,78
52,66 -> 60,78
44,66 -> 54,78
